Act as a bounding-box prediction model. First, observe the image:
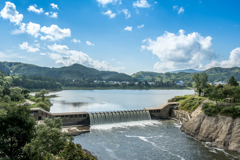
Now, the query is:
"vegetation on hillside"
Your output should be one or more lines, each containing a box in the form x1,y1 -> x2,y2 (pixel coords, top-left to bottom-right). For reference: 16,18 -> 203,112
0,105 -> 97,160
132,67 -> 240,85
0,62 -> 133,81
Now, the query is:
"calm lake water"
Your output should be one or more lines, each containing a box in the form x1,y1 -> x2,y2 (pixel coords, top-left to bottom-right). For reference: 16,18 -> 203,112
48,90 -> 240,160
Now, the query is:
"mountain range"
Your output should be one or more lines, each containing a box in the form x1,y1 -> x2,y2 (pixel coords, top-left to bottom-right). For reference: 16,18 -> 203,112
0,61 -> 240,82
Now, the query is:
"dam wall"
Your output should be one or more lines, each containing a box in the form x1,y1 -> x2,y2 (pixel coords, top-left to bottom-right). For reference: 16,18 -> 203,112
30,108 -> 89,126
145,102 -> 179,119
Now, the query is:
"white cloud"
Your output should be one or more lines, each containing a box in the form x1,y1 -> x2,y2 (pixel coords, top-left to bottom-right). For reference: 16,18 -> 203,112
133,0 -> 150,8
206,48 -> 240,69
0,2 -> 23,25
34,43 -> 40,48
124,26 -> 132,31
178,7 -> 184,14
71,38 -> 81,43
27,4 -> 44,14
102,10 -> 116,18
50,3 -> 59,10
12,22 -> 26,34
141,30 -> 215,72
49,12 -> 58,18
26,22 -> 41,38
47,43 -> 124,71
45,12 -> 49,16
86,41 -> 94,46
137,24 -> 144,28
40,53 -> 46,55
96,0 -> 118,6
121,9 -> 131,19
40,24 -> 71,41
173,6 -> 185,15
47,43 -> 69,53
19,42 -> 40,52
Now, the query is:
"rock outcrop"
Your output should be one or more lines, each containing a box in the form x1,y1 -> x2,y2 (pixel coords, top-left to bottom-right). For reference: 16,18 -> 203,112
181,113 -> 240,152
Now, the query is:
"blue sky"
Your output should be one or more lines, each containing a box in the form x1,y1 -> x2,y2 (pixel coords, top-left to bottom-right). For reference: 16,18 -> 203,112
0,0 -> 240,75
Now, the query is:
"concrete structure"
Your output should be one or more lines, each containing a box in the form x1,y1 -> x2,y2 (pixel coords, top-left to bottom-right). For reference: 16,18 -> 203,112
145,102 -> 179,119
145,102 -> 191,122
30,108 -> 89,126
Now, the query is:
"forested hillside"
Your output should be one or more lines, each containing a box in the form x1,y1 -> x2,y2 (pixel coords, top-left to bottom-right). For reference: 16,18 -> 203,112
0,62 -> 133,81
132,67 -> 240,83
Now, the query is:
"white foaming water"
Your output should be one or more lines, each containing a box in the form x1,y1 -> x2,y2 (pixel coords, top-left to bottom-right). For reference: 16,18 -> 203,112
90,120 -> 160,130
125,135 -> 185,160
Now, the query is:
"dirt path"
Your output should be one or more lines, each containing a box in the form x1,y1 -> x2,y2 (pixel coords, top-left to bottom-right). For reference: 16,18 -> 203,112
191,99 -> 211,118
24,99 -> 35,105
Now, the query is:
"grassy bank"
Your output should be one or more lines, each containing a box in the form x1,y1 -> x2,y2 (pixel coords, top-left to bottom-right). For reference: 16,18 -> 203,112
169,95 -> 206,112
27,95 -> 52,112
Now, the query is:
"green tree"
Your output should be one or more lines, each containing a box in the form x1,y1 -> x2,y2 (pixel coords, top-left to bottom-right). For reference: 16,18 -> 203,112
228,76 -> 238,87
10,87 -> 24,101
209,87 -> 225,105
57,139 -> 96,160
0,104 -> 36,159
192,73 -> 208,96
23,118 -> 70,160
35,89 -> 49,101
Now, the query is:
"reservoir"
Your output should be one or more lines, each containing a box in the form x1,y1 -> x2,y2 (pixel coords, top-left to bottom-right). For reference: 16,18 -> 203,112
49,90 -> 240,160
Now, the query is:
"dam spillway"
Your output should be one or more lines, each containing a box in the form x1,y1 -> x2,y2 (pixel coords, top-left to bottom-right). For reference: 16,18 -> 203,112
89,110 -> 151,126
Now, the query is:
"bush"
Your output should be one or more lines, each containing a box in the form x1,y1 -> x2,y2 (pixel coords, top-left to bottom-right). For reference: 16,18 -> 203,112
202,103 -> 223,116
3,95 -> 11,102
37,102 -> 50,111
178,96 -> 206,112
202,103 -> 240,118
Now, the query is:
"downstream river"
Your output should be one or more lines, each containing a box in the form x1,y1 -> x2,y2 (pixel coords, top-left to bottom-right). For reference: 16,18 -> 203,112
49,90 -> 240,160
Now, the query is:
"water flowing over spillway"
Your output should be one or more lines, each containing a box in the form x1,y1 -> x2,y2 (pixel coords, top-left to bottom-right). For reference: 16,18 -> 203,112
89,110 -> 151,126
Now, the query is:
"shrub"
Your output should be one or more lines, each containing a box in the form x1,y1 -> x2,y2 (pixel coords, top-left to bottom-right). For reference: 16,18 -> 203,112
37,102 -> 50,111
202,103 -> 223,116
178,96 -> 206,112
3,95 -> 11,102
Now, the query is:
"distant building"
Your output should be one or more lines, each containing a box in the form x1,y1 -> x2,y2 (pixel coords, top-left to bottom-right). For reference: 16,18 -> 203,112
176,80 -> 185,86
148,82 -> 155,85
121,81 -> 129,84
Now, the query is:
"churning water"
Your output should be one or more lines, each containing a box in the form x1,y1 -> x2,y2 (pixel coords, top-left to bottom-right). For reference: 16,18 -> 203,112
75,120 -> 240,160
48,90 -> 240,159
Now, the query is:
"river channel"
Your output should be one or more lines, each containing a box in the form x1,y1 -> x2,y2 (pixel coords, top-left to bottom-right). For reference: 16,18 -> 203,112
48,90 -> 240,160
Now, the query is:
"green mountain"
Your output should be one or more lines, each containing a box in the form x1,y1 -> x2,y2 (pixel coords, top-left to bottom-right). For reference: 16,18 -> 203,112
0,62 -> 132,81
131,67 -> 240,83
170,69 -> 201,73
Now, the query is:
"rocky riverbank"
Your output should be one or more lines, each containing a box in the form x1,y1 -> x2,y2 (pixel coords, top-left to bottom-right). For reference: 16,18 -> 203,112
181,113 -> 240,152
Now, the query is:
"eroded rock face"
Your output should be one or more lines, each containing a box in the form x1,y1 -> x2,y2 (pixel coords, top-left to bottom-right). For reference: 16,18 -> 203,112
181,113 -> 240,152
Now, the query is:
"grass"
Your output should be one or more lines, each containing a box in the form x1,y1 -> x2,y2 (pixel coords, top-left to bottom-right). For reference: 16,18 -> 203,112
28,95 -> 51,112
169,95 -> 207,113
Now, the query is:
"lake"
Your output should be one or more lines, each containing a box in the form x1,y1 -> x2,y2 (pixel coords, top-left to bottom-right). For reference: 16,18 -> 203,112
48,90 -> 240,160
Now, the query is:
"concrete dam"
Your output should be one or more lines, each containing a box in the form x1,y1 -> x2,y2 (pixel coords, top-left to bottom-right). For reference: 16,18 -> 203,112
30,102 -> 190,126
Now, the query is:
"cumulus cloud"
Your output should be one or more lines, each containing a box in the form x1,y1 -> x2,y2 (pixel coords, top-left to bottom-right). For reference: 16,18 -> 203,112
133,0 -> 150,8
86,41 -> 94,46
96,0 -> 118,6
40,24 -> 71,41
47,43 -> 124,71
173,6 -> 185,14
28,4 -> 44,14
102,10 -> 116,18
206,48 -> 240,69
45,12 -> 49,16
121,9 -> 131,19
49,12 -> 58,18
19,42 -> 40,52
26,22 -> 41,38
141,30 -> 215,72
137,24 -> 144,28
124,26 -> 132,31
47,43 -> 69,53
50,3 -> 59,10
40,53 -> 46,55
71,38 -> 81,43
12,22 -> 26,34
0,2 -> 23,25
